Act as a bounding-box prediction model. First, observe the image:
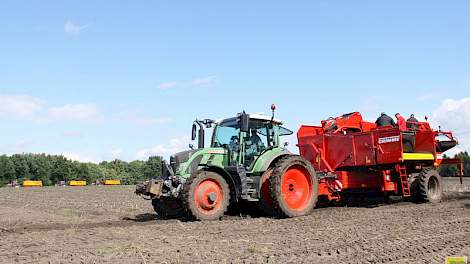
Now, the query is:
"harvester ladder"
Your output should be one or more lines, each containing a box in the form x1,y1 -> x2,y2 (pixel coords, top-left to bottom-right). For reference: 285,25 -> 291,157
395,164 -> 410,198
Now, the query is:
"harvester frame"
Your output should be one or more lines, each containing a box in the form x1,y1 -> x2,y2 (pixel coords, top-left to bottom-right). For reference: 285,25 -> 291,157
297,112 -> 461,203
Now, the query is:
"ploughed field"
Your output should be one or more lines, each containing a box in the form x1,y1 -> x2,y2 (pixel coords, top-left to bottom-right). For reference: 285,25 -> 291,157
1,178 -> 469,264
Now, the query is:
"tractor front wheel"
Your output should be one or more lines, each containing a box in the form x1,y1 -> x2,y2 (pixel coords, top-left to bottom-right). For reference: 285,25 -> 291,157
183,171 -> 230,221
270,155 -> 318,218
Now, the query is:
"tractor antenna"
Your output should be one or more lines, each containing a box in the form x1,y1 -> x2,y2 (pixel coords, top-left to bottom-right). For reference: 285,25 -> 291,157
271,104 -> 276,122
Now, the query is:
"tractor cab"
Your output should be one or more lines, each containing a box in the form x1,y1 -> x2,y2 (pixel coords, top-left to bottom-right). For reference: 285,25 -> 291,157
211,113 -> 293,168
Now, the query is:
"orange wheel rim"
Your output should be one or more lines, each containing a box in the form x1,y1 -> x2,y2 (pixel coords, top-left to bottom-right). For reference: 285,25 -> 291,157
194,179 -> 223,215
281,165 -> 312,211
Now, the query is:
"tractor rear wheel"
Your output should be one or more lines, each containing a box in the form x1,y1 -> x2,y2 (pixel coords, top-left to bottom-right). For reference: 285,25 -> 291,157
152,197 -> 185,219
410,168 -> 443,203
183,171 -> 230,221
270,155 -> 318,218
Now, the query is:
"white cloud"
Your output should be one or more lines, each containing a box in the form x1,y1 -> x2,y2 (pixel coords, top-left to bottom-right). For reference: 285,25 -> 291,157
98,148 -> 125,161
62,152 -> 98,163
158,81 -> 178,89
432,98 -> 470,153
0,94 -> 46,118
110,148 -> 123,158
136,136 -> 190,160
191,76 -> 216,86
64,20 -> 90,35
47,104 -> 103,122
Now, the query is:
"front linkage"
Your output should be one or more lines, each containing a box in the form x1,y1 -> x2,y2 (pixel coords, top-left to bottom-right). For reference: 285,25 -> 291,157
135,162 -> 185,200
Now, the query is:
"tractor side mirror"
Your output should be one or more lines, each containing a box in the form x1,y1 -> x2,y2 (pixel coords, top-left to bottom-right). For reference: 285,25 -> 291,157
240,112 -> 249,132
191,124 -> 197,141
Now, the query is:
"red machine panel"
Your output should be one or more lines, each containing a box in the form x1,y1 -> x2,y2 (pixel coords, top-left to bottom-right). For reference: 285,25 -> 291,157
374,129 -> 403,164
325,134 -> 355,169
353,133 -> 376,166
414,130 -> 436,154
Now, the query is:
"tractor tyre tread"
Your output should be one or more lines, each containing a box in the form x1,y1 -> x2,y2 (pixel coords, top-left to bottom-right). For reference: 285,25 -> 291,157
410,167 -> 443,204
258,168 -> 275,216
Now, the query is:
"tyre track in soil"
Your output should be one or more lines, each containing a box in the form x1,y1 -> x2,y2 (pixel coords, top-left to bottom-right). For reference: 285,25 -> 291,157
0,218 -> 174,235
1,194 -> 467,236
5,198 -> 468,263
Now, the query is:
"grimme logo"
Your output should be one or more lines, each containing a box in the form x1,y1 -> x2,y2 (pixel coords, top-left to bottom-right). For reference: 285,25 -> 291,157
378,136 -> 400,144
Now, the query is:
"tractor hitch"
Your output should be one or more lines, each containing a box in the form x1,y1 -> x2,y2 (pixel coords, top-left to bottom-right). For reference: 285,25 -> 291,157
135,177 -> 183,200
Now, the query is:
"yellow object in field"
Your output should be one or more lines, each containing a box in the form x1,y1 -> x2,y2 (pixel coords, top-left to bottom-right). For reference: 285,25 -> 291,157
104,179 -> 121,185
68,180 -> 87,186
22,180 -> 43,187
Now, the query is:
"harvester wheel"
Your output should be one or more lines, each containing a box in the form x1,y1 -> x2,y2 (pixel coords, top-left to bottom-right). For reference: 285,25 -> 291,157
183,171 -> 230,221
152,197 -> 185,219
410,168 -> 443,203
258,169 -> 275,216
270,155 -> 318,218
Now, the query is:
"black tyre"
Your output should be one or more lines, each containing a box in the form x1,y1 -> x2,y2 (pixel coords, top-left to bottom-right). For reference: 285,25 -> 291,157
270,155 -> 318,218
258,169 -> 275,216
152,197 -> 185,219
183,171 -> 230,221
410,168 -> 443,203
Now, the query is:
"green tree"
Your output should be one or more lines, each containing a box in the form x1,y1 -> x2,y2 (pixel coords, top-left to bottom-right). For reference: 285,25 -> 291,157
144,156 -> 162,180
0,155 -> 16,186
10,154 -> 30,181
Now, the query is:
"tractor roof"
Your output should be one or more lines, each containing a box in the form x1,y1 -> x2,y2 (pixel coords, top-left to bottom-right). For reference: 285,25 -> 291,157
215,113 -> 282,124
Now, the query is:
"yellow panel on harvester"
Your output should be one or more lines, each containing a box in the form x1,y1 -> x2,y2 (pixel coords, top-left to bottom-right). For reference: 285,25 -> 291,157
104,179 -> 121,185
402,153 -> 435,160
68,180 -> 87,186
22,180 -> 43,187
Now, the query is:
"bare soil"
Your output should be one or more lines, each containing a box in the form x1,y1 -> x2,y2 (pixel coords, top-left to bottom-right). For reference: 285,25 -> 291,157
0,178 -> 469,264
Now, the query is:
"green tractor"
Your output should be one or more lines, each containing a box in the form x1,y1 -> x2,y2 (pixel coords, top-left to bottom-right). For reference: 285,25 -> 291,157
136,106 -> 318,220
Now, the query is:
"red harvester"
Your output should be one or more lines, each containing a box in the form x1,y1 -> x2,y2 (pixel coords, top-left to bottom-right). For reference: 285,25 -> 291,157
297,112 -> 462,203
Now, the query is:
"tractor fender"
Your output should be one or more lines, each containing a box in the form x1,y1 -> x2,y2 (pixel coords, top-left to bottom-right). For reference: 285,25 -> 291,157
257,150 -> 292,172
202,165 -> 240,202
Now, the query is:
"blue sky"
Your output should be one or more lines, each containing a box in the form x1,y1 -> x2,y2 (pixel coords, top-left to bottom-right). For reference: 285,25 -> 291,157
1,1 -> 469,162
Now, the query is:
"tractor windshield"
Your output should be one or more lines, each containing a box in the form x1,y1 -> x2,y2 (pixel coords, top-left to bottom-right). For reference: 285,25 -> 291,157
212,119 -> 240,150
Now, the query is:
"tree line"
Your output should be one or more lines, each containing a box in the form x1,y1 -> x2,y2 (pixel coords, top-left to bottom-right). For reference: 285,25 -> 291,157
0,153 -> 163,187
0,151 -> 468,187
